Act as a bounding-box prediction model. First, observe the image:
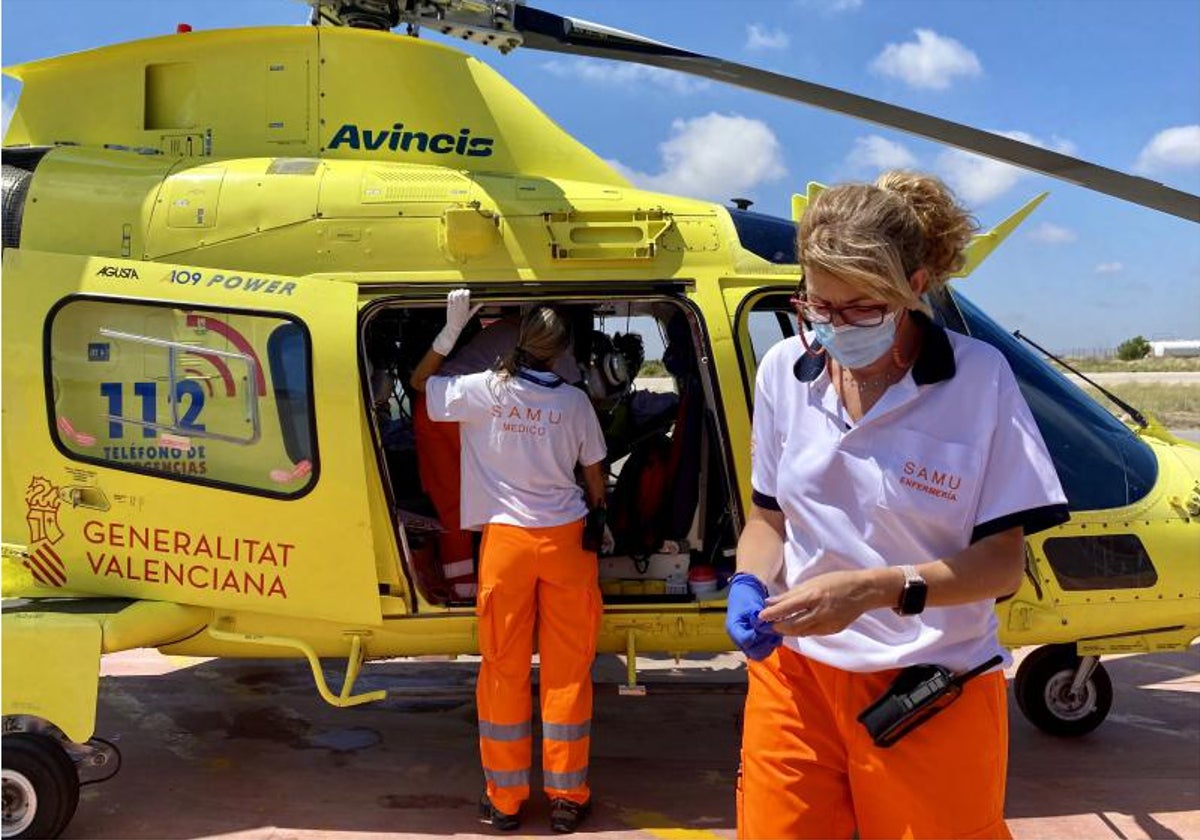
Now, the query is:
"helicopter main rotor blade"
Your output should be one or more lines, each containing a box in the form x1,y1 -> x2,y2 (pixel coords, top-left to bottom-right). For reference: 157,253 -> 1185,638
512,6 -> 1200,224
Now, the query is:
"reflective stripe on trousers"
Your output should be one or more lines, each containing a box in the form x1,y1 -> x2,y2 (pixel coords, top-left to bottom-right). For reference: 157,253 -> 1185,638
476,520 -> 601,814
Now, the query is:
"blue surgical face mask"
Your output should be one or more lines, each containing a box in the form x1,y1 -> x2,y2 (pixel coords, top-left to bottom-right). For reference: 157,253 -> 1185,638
812,311 -> 898,369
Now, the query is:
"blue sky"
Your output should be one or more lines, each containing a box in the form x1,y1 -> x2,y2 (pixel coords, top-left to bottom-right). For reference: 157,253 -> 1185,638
3,0 -> 1198,352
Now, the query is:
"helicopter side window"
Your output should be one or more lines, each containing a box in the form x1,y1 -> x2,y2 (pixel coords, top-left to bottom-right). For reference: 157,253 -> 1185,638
1041,534 -> 1158,591
266,323 -> 313,465
47,298 -> 317,497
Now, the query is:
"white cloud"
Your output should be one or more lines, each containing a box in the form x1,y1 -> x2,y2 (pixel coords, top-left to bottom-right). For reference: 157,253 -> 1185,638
936,130 -> 1076,205
1134,125 -> 1200,174
1028,222 -> 1077,244
1095,262 -> 1124,274
542,58 -> 709,96
846,135 -> 918,174
871,29 -> 982,91
746,24 -> 790,51
613,113 -> 788,202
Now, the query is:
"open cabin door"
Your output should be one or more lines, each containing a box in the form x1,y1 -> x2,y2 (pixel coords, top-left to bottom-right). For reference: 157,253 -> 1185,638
718,281 -> 798,502
1,249 -> 381,626
722,282 -> 799,387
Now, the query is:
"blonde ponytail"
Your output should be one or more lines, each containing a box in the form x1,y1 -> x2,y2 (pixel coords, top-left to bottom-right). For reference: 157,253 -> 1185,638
875,171 -> 977,287
496,305 -> 572,378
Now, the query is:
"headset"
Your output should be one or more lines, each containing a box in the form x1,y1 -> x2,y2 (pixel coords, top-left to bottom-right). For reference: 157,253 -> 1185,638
584,331 -> 631,406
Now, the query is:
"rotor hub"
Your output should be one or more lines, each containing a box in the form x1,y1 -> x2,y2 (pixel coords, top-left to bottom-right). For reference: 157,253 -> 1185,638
312,0 -> 402,30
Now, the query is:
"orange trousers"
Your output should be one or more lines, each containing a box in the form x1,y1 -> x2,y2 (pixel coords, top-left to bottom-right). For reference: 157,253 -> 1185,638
475,520 -> 602,815
738,645 -> 1011,840
413,394 -> 477,599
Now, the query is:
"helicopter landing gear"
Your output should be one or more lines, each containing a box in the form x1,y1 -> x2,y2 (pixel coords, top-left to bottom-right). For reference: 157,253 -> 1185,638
1014,644 -> 1113,737
1,733 -> 80,839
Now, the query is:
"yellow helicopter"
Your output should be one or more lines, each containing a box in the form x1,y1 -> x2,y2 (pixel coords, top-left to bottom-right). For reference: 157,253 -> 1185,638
3,1 -> 1199,836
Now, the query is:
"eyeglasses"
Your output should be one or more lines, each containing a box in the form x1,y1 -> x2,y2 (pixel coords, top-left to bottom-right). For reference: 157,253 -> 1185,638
790,295 -> 891,328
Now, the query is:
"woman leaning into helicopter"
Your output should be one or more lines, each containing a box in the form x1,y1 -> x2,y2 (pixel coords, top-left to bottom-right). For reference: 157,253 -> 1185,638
411,293 -> 606,835
725,171 -> 1070,839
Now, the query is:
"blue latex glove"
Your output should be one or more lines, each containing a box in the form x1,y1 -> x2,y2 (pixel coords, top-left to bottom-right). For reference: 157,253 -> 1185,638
725,573 -> 783,661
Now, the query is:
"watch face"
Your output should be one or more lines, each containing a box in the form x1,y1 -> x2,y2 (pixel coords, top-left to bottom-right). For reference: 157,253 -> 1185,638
900,580 -> 928,615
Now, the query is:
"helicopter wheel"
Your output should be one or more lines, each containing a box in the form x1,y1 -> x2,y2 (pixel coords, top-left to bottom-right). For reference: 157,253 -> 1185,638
1,733 -> 80,840
1014,644 -> 1113,737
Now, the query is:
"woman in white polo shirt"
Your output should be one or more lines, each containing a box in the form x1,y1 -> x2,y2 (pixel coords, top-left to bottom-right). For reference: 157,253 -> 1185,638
727,172 -> 1069,839
411,292 -> 606,835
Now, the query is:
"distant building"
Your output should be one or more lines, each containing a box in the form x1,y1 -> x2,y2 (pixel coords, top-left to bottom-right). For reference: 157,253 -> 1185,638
1149,340 -> 1200,358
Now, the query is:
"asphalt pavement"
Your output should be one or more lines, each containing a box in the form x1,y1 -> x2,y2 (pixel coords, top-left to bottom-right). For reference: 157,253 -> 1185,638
63,645 -> 1200,839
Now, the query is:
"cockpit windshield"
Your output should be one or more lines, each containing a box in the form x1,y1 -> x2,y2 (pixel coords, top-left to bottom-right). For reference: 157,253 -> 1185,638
941,291 -> 1157,511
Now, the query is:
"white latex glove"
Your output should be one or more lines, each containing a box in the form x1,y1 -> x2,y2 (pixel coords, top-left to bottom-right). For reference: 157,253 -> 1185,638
601,524 -> 615,555
432,289 -> 482,356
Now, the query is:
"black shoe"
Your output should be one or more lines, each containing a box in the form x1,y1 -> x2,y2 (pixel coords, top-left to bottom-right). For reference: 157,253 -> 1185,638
479,794 -> 521,832
549,798 -> 591,834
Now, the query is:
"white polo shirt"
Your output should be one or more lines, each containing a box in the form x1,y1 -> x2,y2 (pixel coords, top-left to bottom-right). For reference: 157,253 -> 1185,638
426,368 -> 606,530
751,314 -> 1068,673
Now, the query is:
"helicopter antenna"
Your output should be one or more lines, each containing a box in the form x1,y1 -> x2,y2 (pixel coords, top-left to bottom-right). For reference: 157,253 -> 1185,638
1013,330 -> 1149,428
310,0 -> 1200,223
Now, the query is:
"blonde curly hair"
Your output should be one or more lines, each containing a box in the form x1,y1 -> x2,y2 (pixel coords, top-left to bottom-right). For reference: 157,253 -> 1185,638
797,171 -> 978,314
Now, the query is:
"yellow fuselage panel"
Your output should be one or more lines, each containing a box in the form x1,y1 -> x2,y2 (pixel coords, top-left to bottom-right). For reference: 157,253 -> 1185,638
1,249 -> 383,627
1000,436 -> 1200,652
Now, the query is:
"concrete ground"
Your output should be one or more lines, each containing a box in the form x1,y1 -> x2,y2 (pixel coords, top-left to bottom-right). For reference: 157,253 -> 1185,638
60,645 -> 1200,839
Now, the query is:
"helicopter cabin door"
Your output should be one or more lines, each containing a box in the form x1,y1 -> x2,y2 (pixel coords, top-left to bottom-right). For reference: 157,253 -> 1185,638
1,249 -> 381,626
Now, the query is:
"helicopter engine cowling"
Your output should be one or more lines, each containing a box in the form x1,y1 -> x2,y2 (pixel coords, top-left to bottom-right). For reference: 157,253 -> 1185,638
8,144 -> 716,277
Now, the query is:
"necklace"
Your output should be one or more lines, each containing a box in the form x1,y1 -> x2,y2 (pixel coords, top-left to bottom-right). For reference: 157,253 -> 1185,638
838,363 -> 899,391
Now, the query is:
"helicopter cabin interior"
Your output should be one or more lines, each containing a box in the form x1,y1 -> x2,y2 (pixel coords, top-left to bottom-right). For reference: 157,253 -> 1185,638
360,294 -> 742,610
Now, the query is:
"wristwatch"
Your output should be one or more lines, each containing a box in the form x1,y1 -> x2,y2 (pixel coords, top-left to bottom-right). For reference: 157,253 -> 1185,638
894,564 -> 928,615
